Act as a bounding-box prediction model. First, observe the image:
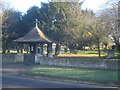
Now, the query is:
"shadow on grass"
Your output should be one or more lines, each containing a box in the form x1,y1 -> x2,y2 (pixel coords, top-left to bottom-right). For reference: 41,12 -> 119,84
25,65 -> 119,85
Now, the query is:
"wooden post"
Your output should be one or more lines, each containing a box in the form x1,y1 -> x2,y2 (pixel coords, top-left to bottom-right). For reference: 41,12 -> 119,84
29,43 -> 33,54
33,43 -> 38,54
40,43 -> 43,54
30,44 -> 32,53
47,44 -> 49,56
20,43 -> 23,53
97,38 -> 100,58
118,1 -> 120,53
49,43 -> 52,53
26,44 -> 29,53
35,44 -> 38,54
16,45 -> 20,53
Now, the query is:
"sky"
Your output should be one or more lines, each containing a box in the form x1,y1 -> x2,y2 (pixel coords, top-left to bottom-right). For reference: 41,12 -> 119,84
4,0 -> 108,13
81,0 -> 107,12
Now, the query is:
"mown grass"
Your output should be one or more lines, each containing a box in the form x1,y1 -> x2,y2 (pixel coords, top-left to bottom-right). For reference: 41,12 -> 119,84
58,50 -> 107,57
26,65 -> 118,84
58,50 -> 120,58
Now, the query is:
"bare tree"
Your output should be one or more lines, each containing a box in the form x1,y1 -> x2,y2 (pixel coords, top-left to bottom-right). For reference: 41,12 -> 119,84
97,1 -> 120,52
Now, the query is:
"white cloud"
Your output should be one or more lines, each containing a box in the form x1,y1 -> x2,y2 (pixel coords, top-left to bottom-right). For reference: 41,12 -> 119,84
12,0 -> 42,13
81,0 -> 107,12
8,0 -> 108,13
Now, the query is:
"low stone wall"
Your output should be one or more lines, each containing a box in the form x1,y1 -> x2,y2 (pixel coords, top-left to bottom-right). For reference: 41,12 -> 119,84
37,57 -> 119,70
2,53 -> 24,63
2,53 -> 119,70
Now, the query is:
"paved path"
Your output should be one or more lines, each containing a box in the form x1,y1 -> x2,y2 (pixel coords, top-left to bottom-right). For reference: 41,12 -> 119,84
2,64 -> 118,88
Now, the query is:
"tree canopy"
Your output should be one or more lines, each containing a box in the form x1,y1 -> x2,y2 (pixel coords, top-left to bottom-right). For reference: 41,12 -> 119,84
2,1 -> 120,54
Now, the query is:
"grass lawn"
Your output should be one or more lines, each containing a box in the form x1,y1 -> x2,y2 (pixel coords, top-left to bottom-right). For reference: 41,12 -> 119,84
26,65 -> 118,84
58,50 -> 120,58
58,50 -> 107,57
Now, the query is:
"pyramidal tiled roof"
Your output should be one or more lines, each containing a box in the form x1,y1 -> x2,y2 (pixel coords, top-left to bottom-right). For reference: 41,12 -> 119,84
13,27 -> 53,43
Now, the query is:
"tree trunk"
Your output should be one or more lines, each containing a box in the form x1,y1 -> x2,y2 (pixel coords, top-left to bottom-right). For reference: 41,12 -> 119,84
2,50 -> 6,54
97,38 -> 100,58
27,47 -> 29,53
17,49 -> 19,53
117,44 -> 120,59
90,47 -> 92,50
7,50 -> 10,53
101,44 -> 104,50
116,43 -> 120,53
64,46 -> 68,52
2,44 -> 6,53
104,43 -> 108,50
55,41 -> 61,55
16,46 -> 20,53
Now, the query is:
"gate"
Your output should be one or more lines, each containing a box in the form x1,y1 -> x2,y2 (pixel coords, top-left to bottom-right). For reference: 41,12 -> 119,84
24,54 -> 35,65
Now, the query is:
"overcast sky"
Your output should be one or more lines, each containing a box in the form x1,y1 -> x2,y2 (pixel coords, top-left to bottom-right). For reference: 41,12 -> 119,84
3,0 -> 108,13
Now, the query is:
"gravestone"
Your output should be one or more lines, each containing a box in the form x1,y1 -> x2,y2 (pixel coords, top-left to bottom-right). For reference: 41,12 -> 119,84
35,54 -> 44,63
106,50 -> 115,59
106,45 -> 115,59
64,47 -> 68,52
70,49 -> 77,54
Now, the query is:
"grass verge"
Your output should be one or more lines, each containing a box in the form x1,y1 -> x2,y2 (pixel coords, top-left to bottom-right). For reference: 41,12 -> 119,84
26,65 -> 118,84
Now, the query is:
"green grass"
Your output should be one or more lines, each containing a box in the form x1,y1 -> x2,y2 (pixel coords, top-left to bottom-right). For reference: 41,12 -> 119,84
58,50 -> 120,58
58,50 -> 107,57
115,52 -> 120,56
26,65 -> 118,84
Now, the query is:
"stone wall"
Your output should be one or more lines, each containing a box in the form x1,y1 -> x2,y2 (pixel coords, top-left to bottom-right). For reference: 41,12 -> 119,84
37,57 -> 119,70
2,53 -> 119,70
24,54 -> 35,65
2,53 -> 23,63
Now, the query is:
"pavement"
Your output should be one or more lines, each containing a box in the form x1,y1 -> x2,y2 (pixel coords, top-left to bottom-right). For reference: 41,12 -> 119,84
2,64 -> 119,88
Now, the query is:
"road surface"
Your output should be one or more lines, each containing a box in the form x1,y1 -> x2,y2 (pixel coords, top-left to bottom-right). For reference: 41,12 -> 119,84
2,64 -> 118,88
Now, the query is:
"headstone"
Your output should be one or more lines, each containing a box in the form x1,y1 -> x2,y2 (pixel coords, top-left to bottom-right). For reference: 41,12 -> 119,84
106,50 -> 115,59
70,49 -> 77,54
48,53 -> 53,58
64,47 -> 68,52
35,54 -> 44,63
